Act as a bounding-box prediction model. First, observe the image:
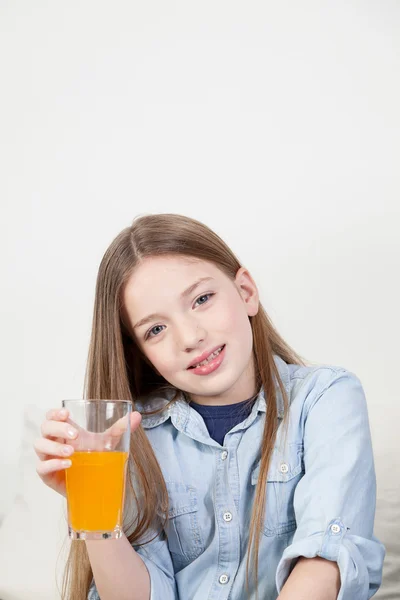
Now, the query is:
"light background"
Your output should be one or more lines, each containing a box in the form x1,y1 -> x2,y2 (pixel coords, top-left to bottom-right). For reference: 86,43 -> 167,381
1,0 -> 399,584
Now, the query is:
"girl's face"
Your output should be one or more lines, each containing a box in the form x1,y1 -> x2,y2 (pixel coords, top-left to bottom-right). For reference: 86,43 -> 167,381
122,255 -> 259,405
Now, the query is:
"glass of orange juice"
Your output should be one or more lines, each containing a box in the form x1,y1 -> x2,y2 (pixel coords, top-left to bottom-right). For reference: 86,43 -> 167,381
61,399 -> 132,540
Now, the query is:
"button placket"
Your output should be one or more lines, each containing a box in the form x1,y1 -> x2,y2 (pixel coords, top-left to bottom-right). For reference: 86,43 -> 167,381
211,442 -> 239,596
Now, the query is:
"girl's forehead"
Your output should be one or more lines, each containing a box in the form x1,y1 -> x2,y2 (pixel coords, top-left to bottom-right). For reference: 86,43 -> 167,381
122,257 -> 229,310
131,255 -> 221,280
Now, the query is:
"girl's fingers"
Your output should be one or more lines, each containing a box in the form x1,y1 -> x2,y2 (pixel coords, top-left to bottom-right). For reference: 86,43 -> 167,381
41,419 -> 78,441
36,457 -> 72,477
33,437 -> 74,460
131,411 -> 142,430
109,411 -> 141,446
96,412 -> 141,451
39,409 -> 141,456
105,411 -> 142,438
45,408 -> 69,421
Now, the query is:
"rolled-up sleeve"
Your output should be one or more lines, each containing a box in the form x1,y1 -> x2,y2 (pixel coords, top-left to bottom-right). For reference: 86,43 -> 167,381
88,529 -> 178,600
275,370 -> 386,599
133,529 -> 178,600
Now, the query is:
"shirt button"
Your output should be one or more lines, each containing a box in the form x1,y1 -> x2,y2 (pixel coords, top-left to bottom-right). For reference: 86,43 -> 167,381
331,524 -> 341,534
221,450 -> 228,460
280,462 -> 289,473
223,511 -> 233,522
219,574 -> 229,584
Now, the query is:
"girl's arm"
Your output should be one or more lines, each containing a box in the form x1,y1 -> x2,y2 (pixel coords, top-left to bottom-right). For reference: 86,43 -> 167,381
86,534 -> 150,600
86,530 -> 178,600
277,556 -> 340,600
275,370 -> 385,598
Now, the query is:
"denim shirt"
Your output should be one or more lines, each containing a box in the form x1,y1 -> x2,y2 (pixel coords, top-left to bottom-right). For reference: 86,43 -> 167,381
88,354 -> 385,600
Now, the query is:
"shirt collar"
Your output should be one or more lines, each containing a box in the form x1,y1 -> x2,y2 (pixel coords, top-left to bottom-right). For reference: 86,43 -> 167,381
137,353 -> 290,431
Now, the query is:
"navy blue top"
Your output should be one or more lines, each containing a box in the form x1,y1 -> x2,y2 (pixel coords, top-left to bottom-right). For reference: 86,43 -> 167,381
188,396 -> 257,446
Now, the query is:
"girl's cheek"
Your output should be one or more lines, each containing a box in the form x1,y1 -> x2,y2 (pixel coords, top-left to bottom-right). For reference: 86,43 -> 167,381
215,308 -> 236,329
147,347 -> 172,372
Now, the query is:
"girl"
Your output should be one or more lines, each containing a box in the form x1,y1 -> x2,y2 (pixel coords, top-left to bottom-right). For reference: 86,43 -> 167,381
35,213 -> 385,600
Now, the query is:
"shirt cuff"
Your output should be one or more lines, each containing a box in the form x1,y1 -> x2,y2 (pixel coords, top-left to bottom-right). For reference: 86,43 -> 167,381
275,518 -> 386,600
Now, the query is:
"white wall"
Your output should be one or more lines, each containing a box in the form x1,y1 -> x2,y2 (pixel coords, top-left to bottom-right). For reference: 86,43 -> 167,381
1,0 -> 399,520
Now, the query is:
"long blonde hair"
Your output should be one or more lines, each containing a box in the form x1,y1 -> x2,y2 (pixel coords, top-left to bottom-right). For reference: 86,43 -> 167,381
61,213 -> 307,600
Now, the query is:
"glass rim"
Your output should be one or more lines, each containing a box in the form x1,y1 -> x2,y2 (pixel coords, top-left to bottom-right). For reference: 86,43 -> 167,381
61,399 -> 132,405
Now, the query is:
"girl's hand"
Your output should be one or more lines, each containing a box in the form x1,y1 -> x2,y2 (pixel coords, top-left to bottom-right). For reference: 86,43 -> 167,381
34,407 -> 142,497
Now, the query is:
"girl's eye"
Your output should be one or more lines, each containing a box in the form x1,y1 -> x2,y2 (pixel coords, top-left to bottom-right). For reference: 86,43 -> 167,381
145,293 -> 215,340
194,293 -> 214,307
145,324 -> 165,340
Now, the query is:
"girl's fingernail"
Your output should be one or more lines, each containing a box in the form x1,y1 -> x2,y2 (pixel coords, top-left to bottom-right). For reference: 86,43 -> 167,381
62,446 -> 73,455
62,460 -> 72,468
68,429 -> 77,438
59,409 -> 67,418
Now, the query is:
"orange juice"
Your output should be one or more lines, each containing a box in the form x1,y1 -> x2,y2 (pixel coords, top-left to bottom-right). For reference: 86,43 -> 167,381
65,451 -> 129,532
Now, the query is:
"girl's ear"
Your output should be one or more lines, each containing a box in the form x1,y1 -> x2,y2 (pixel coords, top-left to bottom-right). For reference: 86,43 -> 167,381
234,267 -> 259,317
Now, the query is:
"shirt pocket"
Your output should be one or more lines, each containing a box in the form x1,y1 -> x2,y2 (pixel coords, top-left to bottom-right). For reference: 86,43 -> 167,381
163,481 -> 205,571
251,442 -> 304,537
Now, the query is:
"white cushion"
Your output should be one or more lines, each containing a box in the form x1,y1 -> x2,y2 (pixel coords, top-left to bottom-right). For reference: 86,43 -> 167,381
373,438 -> 400,599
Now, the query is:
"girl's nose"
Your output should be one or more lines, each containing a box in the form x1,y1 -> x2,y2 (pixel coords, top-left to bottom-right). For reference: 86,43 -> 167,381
178,319 -> 206,351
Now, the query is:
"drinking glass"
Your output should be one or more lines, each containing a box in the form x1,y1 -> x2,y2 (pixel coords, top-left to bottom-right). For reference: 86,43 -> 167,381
61,399 -> 132,540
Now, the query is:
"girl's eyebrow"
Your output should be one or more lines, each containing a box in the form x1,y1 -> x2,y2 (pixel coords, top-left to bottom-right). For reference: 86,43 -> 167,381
132,276 -> 214,330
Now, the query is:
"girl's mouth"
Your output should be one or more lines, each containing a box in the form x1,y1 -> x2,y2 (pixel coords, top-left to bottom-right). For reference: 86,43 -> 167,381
187,344 -> 226,376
